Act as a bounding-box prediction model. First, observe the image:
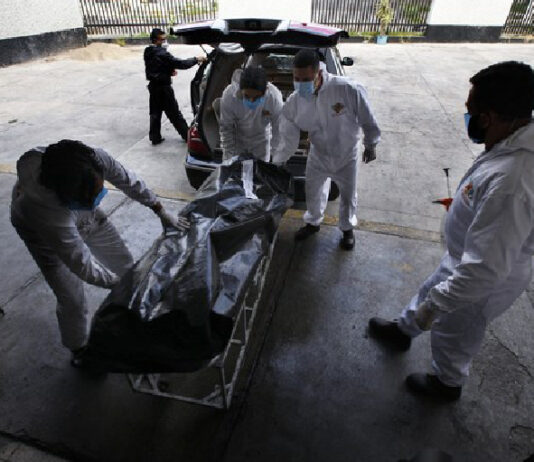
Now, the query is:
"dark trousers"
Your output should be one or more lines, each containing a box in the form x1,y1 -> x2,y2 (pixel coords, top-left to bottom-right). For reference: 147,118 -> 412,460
148,83 -> 189,141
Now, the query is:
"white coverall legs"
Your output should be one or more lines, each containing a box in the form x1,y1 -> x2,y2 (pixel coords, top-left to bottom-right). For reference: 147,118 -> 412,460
398,252 -> 531,387
14,210 -> 133,351
303,155 -> 358,231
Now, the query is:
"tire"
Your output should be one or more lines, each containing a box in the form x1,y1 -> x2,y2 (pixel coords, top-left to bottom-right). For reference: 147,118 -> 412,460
186,166 -> 211,190
293,179 -> 340,202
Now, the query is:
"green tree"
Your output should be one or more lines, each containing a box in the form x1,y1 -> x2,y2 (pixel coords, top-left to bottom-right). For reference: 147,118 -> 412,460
376,0 -> 394,36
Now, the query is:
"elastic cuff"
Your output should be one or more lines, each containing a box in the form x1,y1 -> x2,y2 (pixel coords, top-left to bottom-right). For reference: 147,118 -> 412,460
427,294 -> 449,315
397,312 -> 424,338
431,361 -> 466,387
303,218 -> 323,227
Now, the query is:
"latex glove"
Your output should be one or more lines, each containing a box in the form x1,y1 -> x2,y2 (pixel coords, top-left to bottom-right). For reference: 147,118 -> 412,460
157,208 -> 190,232
362,146 -> 377,164
414,300 -> 439,331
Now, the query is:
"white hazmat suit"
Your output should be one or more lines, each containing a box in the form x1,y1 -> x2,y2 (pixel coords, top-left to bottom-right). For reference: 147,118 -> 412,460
220,69 -> 284,162
10,147 -> 158,351
399,122 -> 534,387
274,68 -> 380,231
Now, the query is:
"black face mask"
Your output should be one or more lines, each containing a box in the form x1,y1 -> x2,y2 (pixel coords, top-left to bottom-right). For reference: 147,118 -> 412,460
465,113 -> 487,144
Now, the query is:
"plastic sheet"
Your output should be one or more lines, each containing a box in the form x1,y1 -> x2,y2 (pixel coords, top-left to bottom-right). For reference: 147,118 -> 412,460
81,158 -> 294,373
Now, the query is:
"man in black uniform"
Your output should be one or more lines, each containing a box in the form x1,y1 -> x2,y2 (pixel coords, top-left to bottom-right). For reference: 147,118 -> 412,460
144,28 -> 206,145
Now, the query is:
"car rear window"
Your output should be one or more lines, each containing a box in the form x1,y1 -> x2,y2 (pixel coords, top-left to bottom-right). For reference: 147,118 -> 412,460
261,54 -> 294,72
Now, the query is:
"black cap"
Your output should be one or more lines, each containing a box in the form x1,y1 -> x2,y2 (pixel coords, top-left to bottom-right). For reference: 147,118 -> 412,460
150,28 -> 166,43
240,66 -> 267,93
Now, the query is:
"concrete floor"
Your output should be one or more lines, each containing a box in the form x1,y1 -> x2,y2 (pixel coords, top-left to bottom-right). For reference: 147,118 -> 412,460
0,43 -> 534,461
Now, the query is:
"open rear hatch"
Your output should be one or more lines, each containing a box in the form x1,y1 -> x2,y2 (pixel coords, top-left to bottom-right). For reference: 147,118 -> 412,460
170,18 -> 348,50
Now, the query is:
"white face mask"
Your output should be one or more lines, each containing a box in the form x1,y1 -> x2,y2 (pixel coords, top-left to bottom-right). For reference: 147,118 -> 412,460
161,41 -> 169,50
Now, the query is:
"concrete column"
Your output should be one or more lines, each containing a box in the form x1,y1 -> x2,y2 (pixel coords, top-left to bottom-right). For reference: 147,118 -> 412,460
218,0 -> 312,22
426,0 -> 515,42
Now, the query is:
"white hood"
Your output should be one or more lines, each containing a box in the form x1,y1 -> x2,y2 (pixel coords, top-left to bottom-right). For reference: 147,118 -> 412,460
499,120 -> 534,154
15,148 -> 63,209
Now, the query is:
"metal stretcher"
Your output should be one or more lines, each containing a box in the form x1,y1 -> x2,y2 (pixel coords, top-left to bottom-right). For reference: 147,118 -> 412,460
127,231 -> 278,410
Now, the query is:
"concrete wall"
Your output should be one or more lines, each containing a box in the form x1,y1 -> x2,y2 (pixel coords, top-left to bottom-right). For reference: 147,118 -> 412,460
427,0 -> 514,26
0,0 -> 84,40
426,0 -> 515,41
0,0 -> 86,66
218,0 -> 311,22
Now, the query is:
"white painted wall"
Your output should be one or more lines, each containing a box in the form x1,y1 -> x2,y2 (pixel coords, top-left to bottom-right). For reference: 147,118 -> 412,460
0,0 -> 84,40
427,0 -> 514,26
218,0 -> 311,22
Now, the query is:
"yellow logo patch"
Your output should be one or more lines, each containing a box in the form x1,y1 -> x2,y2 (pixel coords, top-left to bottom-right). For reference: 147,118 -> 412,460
462,183 -> 474,203
332,102 -> 345,114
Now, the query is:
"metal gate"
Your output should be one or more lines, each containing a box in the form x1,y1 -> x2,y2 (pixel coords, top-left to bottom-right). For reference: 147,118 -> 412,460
79,0 -> 218,36
311,0 -> 432,34
503,0 -> 534,36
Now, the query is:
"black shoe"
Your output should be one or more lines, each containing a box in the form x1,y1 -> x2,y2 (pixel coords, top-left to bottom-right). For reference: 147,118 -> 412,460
295,224 -> 320,241
368,317 -> 412,351
406,373 -> 462,401
70,348 -> 107,377
151,138 -> 165,145
340,229 -> 355,250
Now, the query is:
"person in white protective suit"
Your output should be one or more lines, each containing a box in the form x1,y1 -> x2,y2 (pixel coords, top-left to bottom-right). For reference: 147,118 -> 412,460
10,140 -> 189,368
219,66 -> 283,162
369,61 -> 534,401
273,49 -> 380,250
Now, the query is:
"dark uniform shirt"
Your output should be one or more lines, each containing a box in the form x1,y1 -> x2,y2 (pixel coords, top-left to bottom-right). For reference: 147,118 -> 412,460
143,45 -> 198,86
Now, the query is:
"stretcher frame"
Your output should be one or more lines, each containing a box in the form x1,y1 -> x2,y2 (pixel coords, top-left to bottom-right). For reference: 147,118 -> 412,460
128,231 -> 278,410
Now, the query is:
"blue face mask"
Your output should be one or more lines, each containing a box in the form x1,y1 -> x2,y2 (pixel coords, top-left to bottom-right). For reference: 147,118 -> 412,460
68,187 -> 108,211
243,96 -> 265,110
464,112 -> 485,144
294,80 -> 315,97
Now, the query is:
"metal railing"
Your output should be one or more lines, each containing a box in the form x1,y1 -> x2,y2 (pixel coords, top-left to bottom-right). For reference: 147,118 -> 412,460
311,0 -> 432,34
79,0 -> 218,36
503,0 -> 534,36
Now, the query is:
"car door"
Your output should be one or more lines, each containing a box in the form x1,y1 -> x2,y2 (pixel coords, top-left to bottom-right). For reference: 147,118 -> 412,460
191,49 -> 215,116
190,44 -> 246,117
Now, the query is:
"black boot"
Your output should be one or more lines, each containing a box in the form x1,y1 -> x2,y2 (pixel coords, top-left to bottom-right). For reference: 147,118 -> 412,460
368,317 -> 412,351
340,229 -> 355,250
151,137 -> 165,146
406,373 -> 462,401
295,224 -> 320,241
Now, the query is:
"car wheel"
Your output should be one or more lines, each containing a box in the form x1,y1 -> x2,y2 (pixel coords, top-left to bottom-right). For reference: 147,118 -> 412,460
293,180 -> 340,202
186,167 -> 210,190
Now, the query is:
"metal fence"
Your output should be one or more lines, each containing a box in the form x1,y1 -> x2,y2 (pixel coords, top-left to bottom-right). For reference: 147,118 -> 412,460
311,0 -> 432,34
502,0 -> 534,35
79,0 -> 218,36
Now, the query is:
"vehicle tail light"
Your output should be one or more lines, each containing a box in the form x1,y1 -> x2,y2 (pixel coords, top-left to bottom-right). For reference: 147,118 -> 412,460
187,124 -> 209,158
